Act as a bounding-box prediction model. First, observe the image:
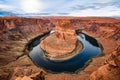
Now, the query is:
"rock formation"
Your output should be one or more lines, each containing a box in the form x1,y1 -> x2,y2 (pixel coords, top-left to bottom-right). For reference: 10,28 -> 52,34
0,17 -> 119,41
90,45 -> 120,80
10,67 -> 46,80
15,76 -> 33,80
0,17 -> 120,80
40,20 -> 83,61
40,20 -> 77,54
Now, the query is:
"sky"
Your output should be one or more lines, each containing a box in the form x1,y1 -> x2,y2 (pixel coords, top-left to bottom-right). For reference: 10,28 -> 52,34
0,0 -> 120,17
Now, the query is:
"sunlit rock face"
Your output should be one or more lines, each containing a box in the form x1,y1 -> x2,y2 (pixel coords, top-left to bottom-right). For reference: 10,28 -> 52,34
40,20 -> 78,60
90,46 -> 120,80
15,76 -> 32,80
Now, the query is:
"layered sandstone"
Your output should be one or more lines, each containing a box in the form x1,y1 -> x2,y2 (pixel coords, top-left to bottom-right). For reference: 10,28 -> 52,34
40,20 -> 82,61
90,46 -> 120,80
10,67 -> 46,80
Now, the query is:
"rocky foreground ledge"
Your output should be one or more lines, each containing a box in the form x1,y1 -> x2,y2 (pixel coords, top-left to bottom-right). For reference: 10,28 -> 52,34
90,46 -> 120,80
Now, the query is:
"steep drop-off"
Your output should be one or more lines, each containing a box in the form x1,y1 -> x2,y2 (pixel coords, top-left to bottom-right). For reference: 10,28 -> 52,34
90,46 -> 120,80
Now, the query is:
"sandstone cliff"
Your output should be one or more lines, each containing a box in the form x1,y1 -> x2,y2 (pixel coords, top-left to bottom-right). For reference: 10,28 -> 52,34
0,17 -> 120,41
0,17 -> 54,38
90,45 -> 120,80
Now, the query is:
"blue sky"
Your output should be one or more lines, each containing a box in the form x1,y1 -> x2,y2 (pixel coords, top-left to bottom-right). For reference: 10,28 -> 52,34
0,0 -> 120,16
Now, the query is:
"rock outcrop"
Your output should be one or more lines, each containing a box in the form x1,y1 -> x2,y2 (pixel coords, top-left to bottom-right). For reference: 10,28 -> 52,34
10,67 -> 46,80
0,17 -> 120,41
40,20 -> 83,61
90,45 -> 120,80
40,20 -> 77,54
15,76 -> 32,80
0,17 -> 54,42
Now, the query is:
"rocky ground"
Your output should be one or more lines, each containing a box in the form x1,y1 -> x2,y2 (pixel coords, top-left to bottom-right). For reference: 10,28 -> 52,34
90,45 -> 120,80
0,17 -> 120,80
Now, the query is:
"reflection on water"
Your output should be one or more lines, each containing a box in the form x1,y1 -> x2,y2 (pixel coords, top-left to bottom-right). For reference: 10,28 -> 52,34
28,32 -> 102,73
83,33 -> 99,47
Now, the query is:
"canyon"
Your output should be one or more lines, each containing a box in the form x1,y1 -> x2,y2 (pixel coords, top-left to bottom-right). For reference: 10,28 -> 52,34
0,16 -> 120,80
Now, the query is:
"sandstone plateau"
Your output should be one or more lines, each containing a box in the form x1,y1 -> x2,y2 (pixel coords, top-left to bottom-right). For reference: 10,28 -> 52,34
0,16 -> 120,80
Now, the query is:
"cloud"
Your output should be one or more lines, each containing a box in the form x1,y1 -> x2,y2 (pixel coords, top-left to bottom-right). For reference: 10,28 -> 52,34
20,0 -> 45,13
0,0 -> 120,17
93,1 -> 120,8
0,4 -> 14,11
68,5 -> 120,17
71,5 -> 100,11
70,1 -> 120,11
95,0 -> 113,3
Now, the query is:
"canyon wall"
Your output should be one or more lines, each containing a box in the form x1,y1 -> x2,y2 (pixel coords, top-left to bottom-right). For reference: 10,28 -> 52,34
0,17 -> 54,41
90,46 -> 120,80
0,17 -> 119,41
0,16 -> 120,80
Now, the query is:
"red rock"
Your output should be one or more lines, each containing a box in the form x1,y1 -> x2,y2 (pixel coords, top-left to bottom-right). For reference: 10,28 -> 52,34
15,76 -> 33,80
40,20 -> 77,56
90,46 -> 120,80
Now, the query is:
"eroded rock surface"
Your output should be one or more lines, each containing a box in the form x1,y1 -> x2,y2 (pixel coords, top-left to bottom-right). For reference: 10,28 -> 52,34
40,20 -> 78,57
90,46 -> 120,80
11,67 -> 46,80
0,17 -> 120,80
